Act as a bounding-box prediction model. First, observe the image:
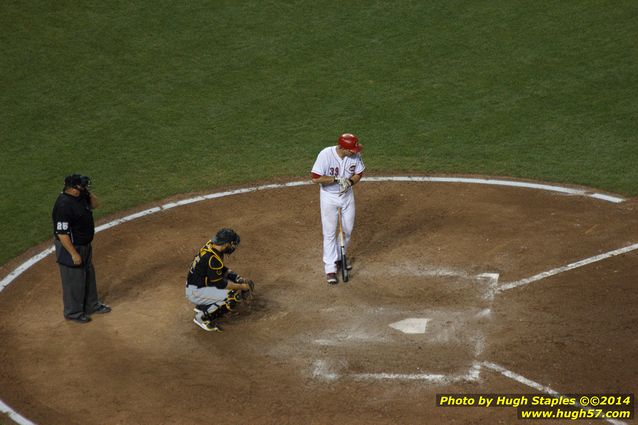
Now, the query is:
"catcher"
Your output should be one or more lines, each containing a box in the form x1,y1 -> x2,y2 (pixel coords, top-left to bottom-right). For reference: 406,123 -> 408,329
185,228 -> 254,332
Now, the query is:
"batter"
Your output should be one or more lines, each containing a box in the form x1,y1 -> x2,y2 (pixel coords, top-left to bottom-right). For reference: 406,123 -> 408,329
311,133 -> 365,284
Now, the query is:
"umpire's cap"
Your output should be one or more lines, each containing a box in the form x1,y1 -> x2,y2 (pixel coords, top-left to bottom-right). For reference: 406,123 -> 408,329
213,228 -> 240,246
64,174 -> 91,189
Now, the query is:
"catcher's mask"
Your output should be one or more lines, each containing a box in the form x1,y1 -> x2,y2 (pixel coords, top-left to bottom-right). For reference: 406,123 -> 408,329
213,228 -> 240,254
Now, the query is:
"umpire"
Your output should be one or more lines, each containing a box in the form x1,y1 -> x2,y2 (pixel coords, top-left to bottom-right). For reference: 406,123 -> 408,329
52,174 -> 111,323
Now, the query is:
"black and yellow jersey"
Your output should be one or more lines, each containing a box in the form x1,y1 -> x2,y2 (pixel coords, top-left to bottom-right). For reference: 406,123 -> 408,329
186,241 -> 229,289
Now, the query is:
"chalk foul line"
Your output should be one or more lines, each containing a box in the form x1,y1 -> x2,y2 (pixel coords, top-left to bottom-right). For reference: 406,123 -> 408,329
363,176 -> 625,204
482,362 -> 627,425
498,243 -> 638,292
0,401 -> 36,425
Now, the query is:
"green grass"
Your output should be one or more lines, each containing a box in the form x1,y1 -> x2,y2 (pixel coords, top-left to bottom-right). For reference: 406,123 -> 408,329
1,0 -> 637,264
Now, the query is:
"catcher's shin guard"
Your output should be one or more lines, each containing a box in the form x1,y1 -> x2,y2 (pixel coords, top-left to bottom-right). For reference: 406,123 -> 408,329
228,290 -> 242,302
194,304 -> 224,322
206,308 -> 225,321
223,290 -> 242,312
224,290 -> 241,308
195,304 -> 213,313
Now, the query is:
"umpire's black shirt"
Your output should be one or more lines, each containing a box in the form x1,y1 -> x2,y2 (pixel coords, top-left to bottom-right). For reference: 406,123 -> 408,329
52,192 -> 95,245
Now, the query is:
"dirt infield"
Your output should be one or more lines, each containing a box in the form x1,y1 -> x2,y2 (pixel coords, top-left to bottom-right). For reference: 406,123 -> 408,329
1,178 -> 637,425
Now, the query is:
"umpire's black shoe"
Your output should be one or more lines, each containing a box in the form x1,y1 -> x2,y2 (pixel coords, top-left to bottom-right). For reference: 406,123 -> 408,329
66,313 -> 92,323
92,303 -> 112,314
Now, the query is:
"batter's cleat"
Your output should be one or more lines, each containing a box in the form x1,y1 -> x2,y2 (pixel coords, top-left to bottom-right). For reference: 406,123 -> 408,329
326,273 -> 338,285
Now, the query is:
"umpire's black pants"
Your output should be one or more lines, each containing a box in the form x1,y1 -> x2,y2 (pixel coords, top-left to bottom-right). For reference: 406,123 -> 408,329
55,241 -> 99,319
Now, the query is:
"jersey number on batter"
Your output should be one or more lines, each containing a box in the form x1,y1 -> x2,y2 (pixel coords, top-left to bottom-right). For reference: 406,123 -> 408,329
329,167 -> 339,176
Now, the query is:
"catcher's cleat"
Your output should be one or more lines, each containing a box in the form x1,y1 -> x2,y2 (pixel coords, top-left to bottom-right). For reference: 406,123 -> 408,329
326,273 -> 338,285
194,309 -> 206,322
193,313 -> 223,332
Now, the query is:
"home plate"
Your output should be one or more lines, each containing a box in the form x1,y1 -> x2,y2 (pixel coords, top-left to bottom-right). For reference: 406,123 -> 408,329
389,318 -> 430,334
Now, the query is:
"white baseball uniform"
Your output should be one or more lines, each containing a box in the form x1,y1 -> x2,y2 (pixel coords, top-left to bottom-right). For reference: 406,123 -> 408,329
311,146 -> 365,274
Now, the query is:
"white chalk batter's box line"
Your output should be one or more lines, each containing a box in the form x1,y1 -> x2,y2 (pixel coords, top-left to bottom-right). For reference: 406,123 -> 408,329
0,177 -> 633,425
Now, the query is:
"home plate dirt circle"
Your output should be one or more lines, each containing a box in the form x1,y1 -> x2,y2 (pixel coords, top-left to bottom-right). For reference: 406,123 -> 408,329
1,177 -> 637,425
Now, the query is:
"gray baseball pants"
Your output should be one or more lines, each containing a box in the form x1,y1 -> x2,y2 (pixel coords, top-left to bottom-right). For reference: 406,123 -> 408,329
55,241 -> 100,319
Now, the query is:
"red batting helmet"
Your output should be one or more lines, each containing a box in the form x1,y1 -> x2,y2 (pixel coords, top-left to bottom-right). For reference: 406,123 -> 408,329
338,133 -> 363,153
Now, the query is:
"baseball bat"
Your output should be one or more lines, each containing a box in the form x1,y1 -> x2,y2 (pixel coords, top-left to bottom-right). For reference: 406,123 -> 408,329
338,208 -> 349,282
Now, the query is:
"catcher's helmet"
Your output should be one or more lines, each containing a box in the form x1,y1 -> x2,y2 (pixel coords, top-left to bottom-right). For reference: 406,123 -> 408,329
338,133 -> 363,153
213,228 -> 240,246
